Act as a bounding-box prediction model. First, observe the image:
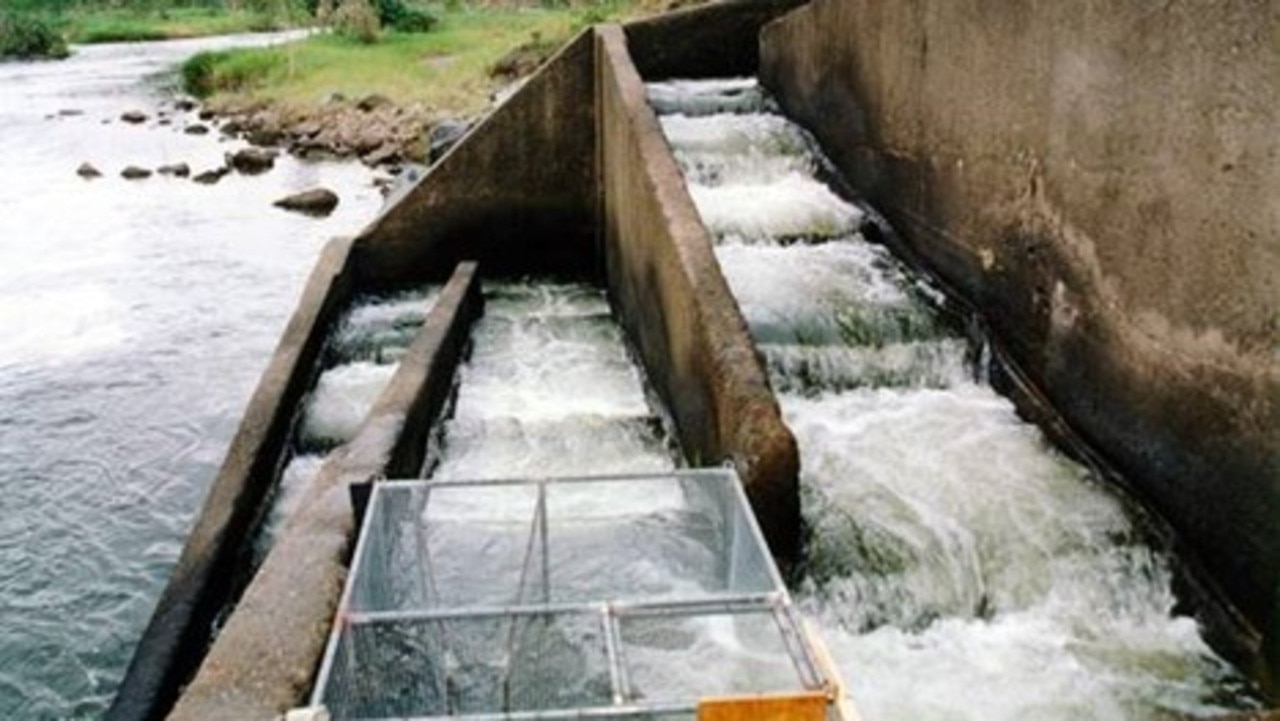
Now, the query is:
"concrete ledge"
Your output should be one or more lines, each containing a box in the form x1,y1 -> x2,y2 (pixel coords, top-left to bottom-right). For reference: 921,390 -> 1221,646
351,31 -> 598,290
596,25 -> 800,562
166,262 -> 483,721
622,0 -> 809,81
108,237 -> 360,721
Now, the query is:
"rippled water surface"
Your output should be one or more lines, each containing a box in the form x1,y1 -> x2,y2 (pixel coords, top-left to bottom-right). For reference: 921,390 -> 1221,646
0,35 -> 383,718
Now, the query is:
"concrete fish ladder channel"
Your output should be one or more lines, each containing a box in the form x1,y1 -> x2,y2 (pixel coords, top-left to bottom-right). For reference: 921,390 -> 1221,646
645,76 -> 1266,720
111,5 -> 810,719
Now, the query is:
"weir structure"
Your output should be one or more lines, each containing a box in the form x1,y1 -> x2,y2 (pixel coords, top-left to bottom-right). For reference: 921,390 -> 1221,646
108,1 -> 1278,719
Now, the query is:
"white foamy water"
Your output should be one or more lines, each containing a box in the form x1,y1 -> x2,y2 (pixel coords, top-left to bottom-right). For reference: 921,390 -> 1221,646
763,340 -> 971,394
437,281 -> 665,468
298,289 -> 438,449
431,282 -> 675,479
715,240 -> 936,346
300,361 -> 397,447
647,77 -> 1262,720
329,289 -> 441,364
646,77 -> 772,116
660,112 -> 812,158
432,414 -> 673,480
689,173 -> 865,241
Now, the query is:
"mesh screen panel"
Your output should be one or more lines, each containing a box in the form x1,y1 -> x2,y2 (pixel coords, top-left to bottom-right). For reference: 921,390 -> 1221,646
315,471 -> 830,719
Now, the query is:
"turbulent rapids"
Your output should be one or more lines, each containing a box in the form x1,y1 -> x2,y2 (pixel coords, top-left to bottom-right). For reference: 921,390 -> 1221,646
647,77 -> 1262,721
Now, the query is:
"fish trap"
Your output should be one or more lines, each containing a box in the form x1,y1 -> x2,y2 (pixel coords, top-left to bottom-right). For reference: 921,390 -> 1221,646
312,470 -> 851,720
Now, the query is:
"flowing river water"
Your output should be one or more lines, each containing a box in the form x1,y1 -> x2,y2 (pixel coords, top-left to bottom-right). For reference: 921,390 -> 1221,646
647,78 -> 1264,721
0,35 -> 383,718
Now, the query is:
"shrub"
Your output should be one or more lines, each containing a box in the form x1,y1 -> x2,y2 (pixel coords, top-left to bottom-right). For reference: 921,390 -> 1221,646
181,48 -> 285,97
0,12 -> 69,60
331,0 -> 380,44
307,0 -> 435,34
375,0 -> 436,33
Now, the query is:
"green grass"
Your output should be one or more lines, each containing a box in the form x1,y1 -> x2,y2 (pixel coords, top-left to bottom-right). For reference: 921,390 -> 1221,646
64,6 -> 297,44
185,3 -> 635,114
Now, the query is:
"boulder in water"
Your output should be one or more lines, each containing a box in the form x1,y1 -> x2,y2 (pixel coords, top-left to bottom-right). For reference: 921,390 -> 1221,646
120,110 -> 148,124
157,163 -> 191,178
226,147 -> 277,174
192,166 -> 230,185
120,165 -> 152,180
183,123 -> 210,135
274,188 -> 339,217
76,162 -> 102,179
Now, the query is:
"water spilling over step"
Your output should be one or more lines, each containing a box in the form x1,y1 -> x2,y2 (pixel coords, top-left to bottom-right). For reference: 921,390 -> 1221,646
309,280 -> 845,718
258,288 -> 440,553
428,281 -> 677,480
648,77 -> 1262,720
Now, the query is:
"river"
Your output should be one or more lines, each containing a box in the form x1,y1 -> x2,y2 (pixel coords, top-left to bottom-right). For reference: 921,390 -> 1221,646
0,34 -> 383,719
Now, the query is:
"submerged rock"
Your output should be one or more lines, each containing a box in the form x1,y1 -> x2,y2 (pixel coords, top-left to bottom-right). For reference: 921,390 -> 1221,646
157,163 -> 191,178
121,166 -> 152,180
192,166 -> 230,185
246,127 -> 282,147
361,142 -> 401,166
174,98 -> 198,112
120,110 -> 148,124
274,188 -> 339,217
76,162 -> 102,179
226,147 -> 277,174
184,123 -> 210,135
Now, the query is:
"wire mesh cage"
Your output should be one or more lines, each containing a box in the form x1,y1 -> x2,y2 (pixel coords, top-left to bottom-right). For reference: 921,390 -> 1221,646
314,470 -> 836,720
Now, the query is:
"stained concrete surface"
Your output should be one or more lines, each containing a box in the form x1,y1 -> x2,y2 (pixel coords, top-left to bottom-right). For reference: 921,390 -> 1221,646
598,25 -> 800,562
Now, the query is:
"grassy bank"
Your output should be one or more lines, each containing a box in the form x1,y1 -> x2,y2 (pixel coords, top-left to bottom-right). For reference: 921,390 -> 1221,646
185,2 -> 633,116
65,6 -> 295,44
0,2 -> 301,59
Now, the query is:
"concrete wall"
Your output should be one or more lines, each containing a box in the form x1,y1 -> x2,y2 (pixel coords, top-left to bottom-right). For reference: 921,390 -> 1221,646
167,263 -> 483,721
598,25 -> 800,562
107,237 -> 360,721
351,31 -> 598,290
760,0 -> 1279,682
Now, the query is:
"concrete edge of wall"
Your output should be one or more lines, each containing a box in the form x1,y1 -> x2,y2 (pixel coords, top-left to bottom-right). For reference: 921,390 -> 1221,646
622,0 -> 810,81
596,24 -> 800,562
350,30 -> 599,290
166,261 -> 484,721
107,236 -> 360,721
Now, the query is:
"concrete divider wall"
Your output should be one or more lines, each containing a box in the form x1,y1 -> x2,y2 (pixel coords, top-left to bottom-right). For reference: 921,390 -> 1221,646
759,0 -> 1279,684
596,25 -> 800,562
107,237 -> 361,721
350,31 -> 598,290
166,262 -> 483,721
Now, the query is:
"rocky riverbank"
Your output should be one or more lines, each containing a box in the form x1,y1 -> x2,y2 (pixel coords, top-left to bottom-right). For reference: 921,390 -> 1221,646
200,92 -> 449,168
